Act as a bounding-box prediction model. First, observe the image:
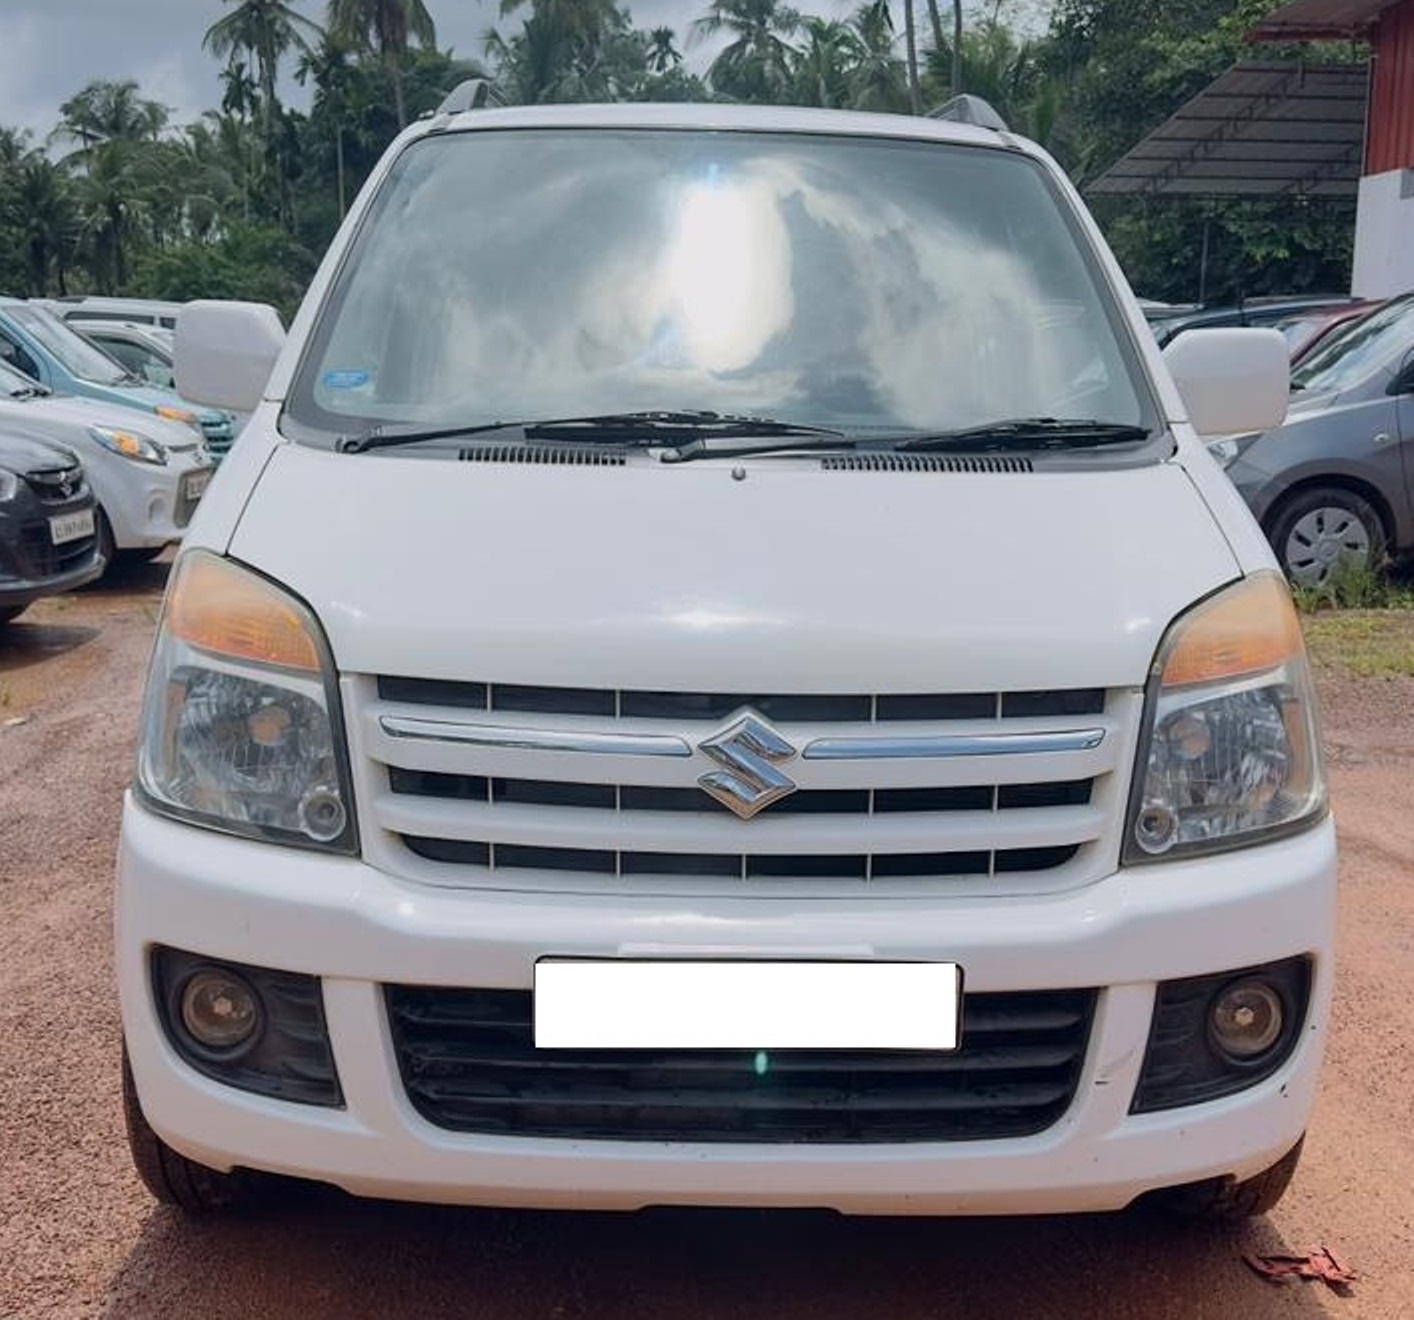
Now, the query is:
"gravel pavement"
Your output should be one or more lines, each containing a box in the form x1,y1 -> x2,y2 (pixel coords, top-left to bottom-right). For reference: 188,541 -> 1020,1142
2,563 -> 1411,1319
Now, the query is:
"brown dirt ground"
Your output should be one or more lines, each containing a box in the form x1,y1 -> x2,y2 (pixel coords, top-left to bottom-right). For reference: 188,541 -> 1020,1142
1,566 -> 1410,1319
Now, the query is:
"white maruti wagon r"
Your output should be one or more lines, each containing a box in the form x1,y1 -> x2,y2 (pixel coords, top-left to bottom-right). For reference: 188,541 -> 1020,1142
116,96 -> 1333,1222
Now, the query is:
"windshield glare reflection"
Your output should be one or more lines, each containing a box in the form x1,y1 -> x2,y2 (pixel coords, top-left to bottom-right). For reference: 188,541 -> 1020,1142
295,129 -> 1144,441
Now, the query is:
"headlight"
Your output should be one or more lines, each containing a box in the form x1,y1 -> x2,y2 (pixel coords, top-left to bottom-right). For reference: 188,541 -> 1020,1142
0,469 -> 18,502
90,425 -> 167,465
1206,433 -> 1260,469
136,551 -> 358,853
155,404 -> 203,434
1124,573 -> 1326,863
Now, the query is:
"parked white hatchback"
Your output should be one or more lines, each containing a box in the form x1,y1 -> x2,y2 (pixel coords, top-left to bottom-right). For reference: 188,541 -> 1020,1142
118,100 -> 1330,1224
0,357 -> 213,564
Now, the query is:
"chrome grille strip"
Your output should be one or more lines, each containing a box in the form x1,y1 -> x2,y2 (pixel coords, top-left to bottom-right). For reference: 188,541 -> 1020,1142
803,729 -> 1106,760
375,797 -> 1106,853
380,716 -> 692,759
380,716 -> 1104,763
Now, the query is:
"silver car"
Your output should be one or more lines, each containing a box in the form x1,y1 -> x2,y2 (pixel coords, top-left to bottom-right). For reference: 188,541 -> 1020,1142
1210,292 -> 1414,586
0,357 -> 214,570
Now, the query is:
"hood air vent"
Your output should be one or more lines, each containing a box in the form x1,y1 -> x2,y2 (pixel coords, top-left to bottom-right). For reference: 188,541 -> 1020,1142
821,454 -> 1033,474
459,445 -> 628,466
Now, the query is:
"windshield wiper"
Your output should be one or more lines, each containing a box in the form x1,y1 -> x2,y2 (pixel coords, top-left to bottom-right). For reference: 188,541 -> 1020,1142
338,411 -> 846,454
656,418 -> 1150,464
891,419 -> 1151,452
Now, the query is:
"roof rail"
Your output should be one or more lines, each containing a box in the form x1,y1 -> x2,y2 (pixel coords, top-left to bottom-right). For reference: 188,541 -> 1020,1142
927,94 -> 1009,132
436,79 -> 504,115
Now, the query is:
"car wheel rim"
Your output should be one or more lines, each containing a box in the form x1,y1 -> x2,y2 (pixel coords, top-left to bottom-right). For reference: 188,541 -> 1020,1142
1284,506 -> 1371,586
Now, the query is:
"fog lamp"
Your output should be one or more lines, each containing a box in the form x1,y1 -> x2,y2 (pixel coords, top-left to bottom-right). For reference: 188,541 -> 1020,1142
1209,978 -> 1284,1060
299,785 -> 348,843
179,967 -> 262,1053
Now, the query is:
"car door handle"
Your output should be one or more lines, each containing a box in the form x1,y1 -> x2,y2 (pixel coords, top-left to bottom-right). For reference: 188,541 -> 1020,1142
1373,432 -> 1394,446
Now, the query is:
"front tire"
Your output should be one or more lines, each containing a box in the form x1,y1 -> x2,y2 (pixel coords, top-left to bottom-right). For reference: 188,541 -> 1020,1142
1152,1136 -> 1305,1223
122,1046 -> 267,1213
1268,487 -> 1386,588
93,509 -> 116,578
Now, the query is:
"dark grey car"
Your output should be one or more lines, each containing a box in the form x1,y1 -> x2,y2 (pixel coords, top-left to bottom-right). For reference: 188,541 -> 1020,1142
1210,292 -> 1414,586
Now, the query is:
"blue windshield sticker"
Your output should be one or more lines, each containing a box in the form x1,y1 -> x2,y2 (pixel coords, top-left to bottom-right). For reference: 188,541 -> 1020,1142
323,368 -> 369,389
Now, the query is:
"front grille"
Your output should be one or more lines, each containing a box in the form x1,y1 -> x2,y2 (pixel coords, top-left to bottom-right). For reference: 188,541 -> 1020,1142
23,465 -> 86,505
377,677 -> 1105,722
200,417 -> 234,454
385,985 -> 1096,1142
400,837 -> 1079,878
16,520 -> 97,577
391,769 -> 1092,814
365,677 -> 1127,893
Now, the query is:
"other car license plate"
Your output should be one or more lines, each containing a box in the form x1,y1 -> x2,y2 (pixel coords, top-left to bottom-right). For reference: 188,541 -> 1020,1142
49,508 -> 96,545
183,470 -> 212,502
534,960 -> 961,1050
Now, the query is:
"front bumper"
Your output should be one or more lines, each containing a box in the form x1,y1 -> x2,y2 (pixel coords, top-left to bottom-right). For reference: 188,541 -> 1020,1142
94,450 -> 213,550
0,497 -> 104,605
117,800 -> 1337,1215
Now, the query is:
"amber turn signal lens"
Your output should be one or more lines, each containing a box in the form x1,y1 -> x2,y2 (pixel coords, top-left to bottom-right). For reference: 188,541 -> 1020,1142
165,551 -> 321,672
1160,573 -> 1304,688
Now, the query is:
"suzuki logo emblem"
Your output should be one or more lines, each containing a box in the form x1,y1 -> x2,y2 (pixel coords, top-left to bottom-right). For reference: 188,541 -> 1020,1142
698,713 -> 798,819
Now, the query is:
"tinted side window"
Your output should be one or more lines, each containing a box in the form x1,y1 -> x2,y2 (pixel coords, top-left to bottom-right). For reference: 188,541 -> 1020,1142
0,329 -> 41,381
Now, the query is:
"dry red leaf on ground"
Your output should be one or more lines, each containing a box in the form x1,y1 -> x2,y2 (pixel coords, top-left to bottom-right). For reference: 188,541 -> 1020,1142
1244,1246 -> 1357,1289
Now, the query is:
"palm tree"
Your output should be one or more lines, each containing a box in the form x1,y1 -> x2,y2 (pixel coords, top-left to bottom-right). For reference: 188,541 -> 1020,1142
52,81 -> 172,292
327,0 -> 437,128
203,0 -> 322,144
846,2 -> 906,112
13,156 -> 79,295
792,18 -> 858,108
647,26 -> 683,74
902,0 -> 922,113
499,0 -> 620,51
695,0 -> 803,104
950,0 -> 963,98
55,80 -> 168,155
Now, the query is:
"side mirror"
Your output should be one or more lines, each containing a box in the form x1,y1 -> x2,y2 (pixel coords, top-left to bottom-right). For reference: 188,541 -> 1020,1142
1162,327 -> 1289,437
174,300 -> 285,414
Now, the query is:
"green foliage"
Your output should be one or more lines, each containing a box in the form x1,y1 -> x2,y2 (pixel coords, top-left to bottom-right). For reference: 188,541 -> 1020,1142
129,222 -> 317,322
0,0 -> 1368,313
1291,555 -> 1414,613
1095,194 -> 1356,303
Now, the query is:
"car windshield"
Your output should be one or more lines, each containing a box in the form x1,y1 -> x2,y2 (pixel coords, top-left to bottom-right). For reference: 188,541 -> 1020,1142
288,127 -> 1149,445
6,304 -> 129,386
1289,296 -> 1414,395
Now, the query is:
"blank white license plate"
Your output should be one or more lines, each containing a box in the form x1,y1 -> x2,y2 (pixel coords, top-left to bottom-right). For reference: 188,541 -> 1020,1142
49,508 -> 95,545
183,469 -> 212,501
534,960 -> 961,1050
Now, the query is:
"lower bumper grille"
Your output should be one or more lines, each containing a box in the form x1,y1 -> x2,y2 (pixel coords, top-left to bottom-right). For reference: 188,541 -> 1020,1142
385,985 -> 1096,1143
16,521 -> 98,578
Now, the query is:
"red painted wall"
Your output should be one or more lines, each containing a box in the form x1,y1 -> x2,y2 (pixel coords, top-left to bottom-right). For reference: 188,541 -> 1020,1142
1368,0 -> 1414,172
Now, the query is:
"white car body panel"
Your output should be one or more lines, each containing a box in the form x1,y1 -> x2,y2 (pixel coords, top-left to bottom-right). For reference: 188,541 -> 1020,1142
226,444 -> 1238,692
118,803 -> 1334,1212
0,389 -> 211,550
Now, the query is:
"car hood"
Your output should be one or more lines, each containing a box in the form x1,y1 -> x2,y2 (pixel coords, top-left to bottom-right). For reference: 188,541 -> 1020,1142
227,446 -> 1242,692
0,430 -> 79,472
0,391 -> 203,450
70,376 -> 223,424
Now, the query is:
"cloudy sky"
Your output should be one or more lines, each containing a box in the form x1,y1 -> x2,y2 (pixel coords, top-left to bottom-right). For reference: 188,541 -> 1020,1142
0,0 -> 871,138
